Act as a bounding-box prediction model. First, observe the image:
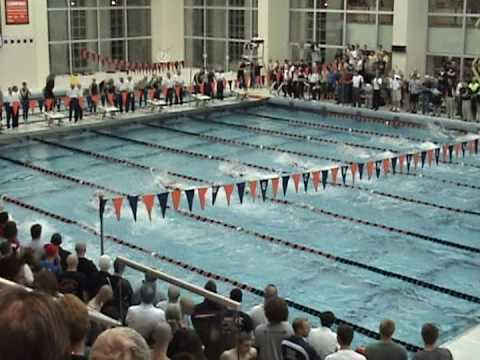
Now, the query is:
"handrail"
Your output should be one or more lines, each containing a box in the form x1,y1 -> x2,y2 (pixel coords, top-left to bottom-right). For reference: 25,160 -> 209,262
0,276 -> 121,327
116,256 -> 241,311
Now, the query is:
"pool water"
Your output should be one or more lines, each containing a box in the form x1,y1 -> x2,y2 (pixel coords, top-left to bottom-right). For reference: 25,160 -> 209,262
1,103 -> 480,349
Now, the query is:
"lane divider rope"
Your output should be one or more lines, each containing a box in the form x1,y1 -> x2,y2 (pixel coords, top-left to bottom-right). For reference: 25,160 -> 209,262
0,194 -> 420,351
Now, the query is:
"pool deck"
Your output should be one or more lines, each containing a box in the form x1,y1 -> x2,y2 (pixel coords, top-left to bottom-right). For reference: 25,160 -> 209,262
1,88 -> 479,357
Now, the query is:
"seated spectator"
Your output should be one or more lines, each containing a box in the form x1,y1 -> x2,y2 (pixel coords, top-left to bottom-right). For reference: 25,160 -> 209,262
51,233 -> 71,271
89,327 -> 151,360
166,303 -> 186,333
102,257 -> 133,322
40,243 -> 62,276
308,311 -> 338,360
158,285 -> 181,311
34,268 -> 60,297
132,272 -> 166,306
248,284 -> 278,329
180,296 -> 195,326
3,220 -> 20,250
413,323 -> 453,360
254,297 -> 293,360
365,320 -> 407,360
58,254 -> 88,301
26,223 -> 44,260
75,242 -> 98,298
88,284 -> 113,312
151,321 -> 173,360
0,211 -> 8,238
0,254 -> 27,285
282,318 -> 320,360
60,294 -> 90,360
126,282 -> 166,341
191,280 -> 226,360
220,332 -> 257,360
92,255 -> 113,298
325,324 -> 365,360
0,287 -> 69,360
20,247 -> 38,284
221,288 -> 254,351
167,327 -> 207,360
0,240 -> 13,258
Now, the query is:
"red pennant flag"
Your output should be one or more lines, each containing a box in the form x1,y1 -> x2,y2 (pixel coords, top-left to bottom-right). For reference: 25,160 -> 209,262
271,178 -> 279,199
29,99 -> 37,110
350,163 -> 358,182
427,150 -> 433,167
224,184 -> 234,207
113,197 -> 123,221
312,171 -> 321,192
249,181 -> 257,201
45,98 -> 54,111
331,168 -> 339,184
455,143 -> 461,159
413,153 -> 420,170
11,101 -> 20,116
367,161 -> 374,179
171,190 -> 181,210
398,155 -> 405,173
92,95 -> 100,105
197,188 -> 208,210
107,93 -> 115,106
292,174 -> 301,193
63,96 -> 71,108
442,145 -> 448,162
143,194 -> 155,221
382,159 -> 390,175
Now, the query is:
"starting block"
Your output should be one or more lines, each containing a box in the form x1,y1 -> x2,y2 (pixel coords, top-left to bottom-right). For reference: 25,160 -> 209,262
44,112 -> 66,127
98,105 -> 119,119
192,94 -> 211,107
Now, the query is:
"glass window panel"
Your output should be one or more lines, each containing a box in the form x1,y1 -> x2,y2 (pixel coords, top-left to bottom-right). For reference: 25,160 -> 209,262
48,0 -> 68,8
100,40 -> 126,63
128,39 -> 152,63
100,9 -> 125,38
230,0 -> 246,7
253,9 -> 258,36
185,0 -> 204,6
48,10 -> 69,42
206,0 -> 226,6
71,9 -> 98,41
228,41 -> 246,69
229,9 -> 249,39
466,17 -> 480,55
317,12 -> 343,46
463,57 -> 475,80
206,39 -> 226,69
70,0 -> 97,7
290,11 -> 314,44
426,55 -> 461,77
72,42 -> 99,74
347,13 -> 376,48
185,8 -> 205,36
378,15 -> 393,51
127,8 -> 151,37
429,0 -> 465,14
127,0 -> 151,5
184,38 -> 205,68
467,0 -> 480,13
206,9 -> 227,38
49,43 -> 70,75
428,16 -> 464,53
317,0 -> 344,10
379,0 -> 393,11
99,0 -> 125,7
290,0 -> 314,9
347,0 -> 377,11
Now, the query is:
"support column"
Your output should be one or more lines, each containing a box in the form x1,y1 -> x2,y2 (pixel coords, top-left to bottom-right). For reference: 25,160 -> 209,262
258,0 -> 290,64
152,0 -> 185,62
391,0 -> 428,77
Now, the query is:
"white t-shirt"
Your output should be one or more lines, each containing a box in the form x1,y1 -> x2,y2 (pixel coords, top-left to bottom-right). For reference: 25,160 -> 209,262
325,349 -> 366,360
308,327 -> 338,359
372,77 -> 382,90
352,75 -> 364,88
67,88 -> 79,98
391,78 -> 402,91
126,303 -> 165,339
248,304 -> 267,330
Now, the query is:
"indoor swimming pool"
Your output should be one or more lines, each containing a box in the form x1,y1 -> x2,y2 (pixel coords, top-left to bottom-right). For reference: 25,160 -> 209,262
1,103 -> 480,350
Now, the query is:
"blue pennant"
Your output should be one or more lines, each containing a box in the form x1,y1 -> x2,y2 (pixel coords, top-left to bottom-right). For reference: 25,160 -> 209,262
321,170 -> 328,190
157,193 -> 169,218
212,186 -> 220,206
475,139 -> 479,154
236,182 -> 246,204
127,195 -> 139,222
375,161 -> 382,178
341,166 -> 348,185
185,189 -> 195,212
260,179 -> 269,201
406,154 -> 412,174
99,196 -> 107,219
358,163 -> 364,180
462,142 -> 467,157
421,151 -> 426,169
282,175 -> 290,196
434,148 -> 440,165
448,145 -> 454,162
302,173 -> 310,192
391,157 -> 397,175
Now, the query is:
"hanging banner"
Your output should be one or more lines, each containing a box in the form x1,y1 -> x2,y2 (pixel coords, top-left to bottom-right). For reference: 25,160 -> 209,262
5,0 -> 29,25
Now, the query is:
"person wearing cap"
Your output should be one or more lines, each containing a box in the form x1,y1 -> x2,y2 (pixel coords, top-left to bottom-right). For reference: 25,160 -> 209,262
50,233 -> 71,271
308,311 -> 338,360
40,244 -> 62,276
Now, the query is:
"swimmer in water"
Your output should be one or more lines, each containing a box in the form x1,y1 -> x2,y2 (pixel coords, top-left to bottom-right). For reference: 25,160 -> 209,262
290,160 -> 309,171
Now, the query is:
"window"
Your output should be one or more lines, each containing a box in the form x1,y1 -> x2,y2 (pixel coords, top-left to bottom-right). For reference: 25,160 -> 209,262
429,0 -> 465,14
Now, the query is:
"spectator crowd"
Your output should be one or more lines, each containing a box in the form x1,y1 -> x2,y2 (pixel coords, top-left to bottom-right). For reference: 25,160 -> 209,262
0,209 -> 454,360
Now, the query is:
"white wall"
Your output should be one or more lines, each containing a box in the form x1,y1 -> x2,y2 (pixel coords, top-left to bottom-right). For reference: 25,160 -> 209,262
0,0 -> 50,91
258,0 -> 290,63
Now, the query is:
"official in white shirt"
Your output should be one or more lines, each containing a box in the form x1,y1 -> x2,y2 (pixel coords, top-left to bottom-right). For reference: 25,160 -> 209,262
165,73 -> 175,106
352,71 -> 364,108
126,283 -> 166,340
390,74 -> 402,112
67,84 -> 80,122
248,284 -> 278,330
308,311 -> 338,360
372,72 -> 383,111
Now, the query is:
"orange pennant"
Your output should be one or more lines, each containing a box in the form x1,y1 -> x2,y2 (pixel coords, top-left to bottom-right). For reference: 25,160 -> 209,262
197,188 -> 208,210
350,163 -> 358,182
29,99 -> 37,110
92,95 -> 100,105
398,155 -> 405,173
427,150 -> 433,167
292,174 -> 301,193
331,168 -> 339,184
171,190 -> 181,210
413,153 -> 420,170
382,159 -> 390,175
224,184 -> 234,207
312,171 -> 321,192
367,161 -> 374,179
249,181 -> 257,201
143,194 -> 155,221
148,89 -> 155,100
271,178 -> 280,199
163,85 -> 168,97
63,96 -> 71,108
113,197 -> 123,221
45,98 -> 54,111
